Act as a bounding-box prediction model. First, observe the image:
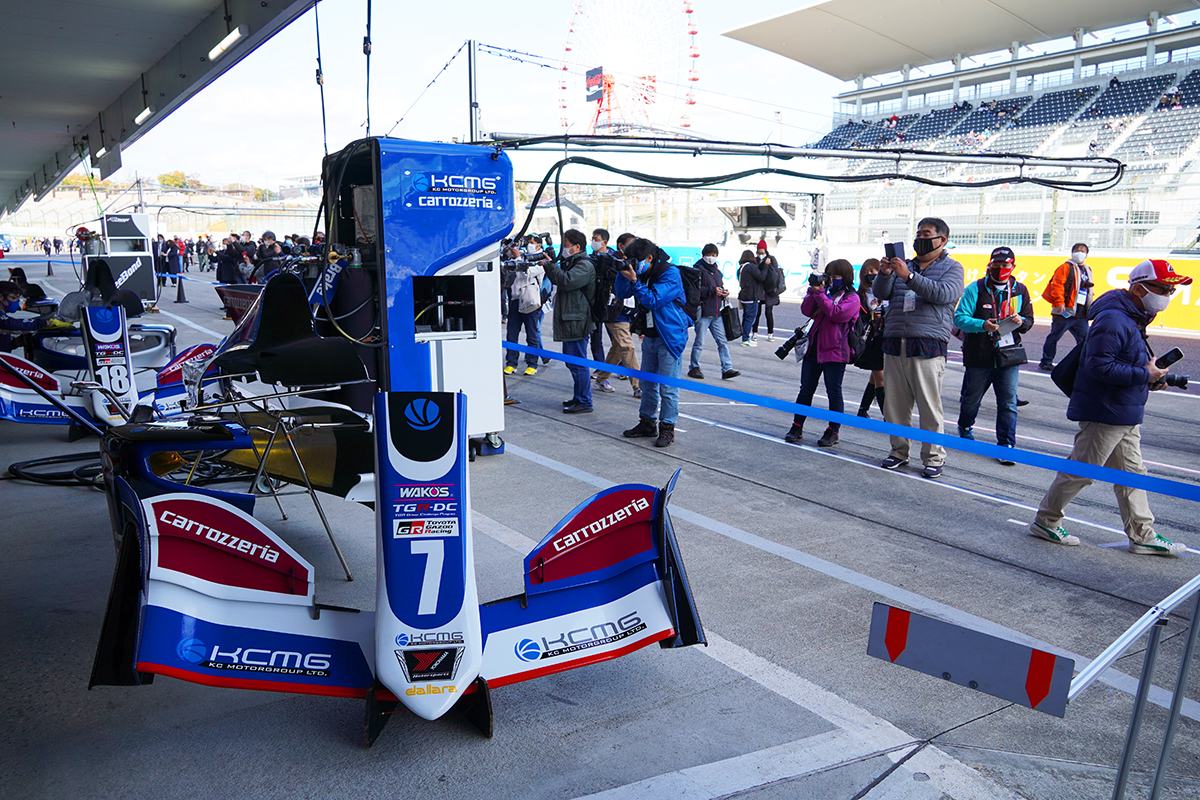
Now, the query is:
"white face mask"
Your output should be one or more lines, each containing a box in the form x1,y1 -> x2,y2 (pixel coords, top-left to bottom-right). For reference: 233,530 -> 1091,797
1138,286 -> 1172,314
1071,251 -> 1087,264
591,241 -> 603,252
702,255 -> 717,265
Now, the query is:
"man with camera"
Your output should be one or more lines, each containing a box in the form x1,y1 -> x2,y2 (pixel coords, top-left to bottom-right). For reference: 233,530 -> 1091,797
954,247 -> 1034,465
1038,243 -> 1094,370
543,229 -> 597,414
1029,259 -> 1191,556
591,232 -> 642,397
873,218 -> 964,479
502,243 -> 547,377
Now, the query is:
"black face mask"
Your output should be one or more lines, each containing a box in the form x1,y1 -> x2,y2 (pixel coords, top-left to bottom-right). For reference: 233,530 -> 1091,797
912,237 -> 941,257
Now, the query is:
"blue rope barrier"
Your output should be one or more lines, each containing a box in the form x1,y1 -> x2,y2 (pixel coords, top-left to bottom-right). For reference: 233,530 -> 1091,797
507,342 -> 1200,503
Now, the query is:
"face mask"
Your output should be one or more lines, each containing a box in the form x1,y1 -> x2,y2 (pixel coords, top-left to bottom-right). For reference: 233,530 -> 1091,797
757,253 -> 767,261
865,272 -> 877,281
3,299 -> 19,313
912,236 -> 941,257
1138,286 -> 1172,314
591,241 -> 604,253
1071,251 -> 1087,264
987,266 -> 1014,284
702,255 -> 717,265
829,277 -> 844,291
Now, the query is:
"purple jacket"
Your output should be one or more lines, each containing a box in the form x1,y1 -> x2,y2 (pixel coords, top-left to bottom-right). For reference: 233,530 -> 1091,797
801,288 -> 861,363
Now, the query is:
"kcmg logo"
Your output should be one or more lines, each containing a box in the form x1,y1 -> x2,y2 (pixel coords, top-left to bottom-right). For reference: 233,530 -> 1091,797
514,639 -> 542,662
404,398 -> 441,431
177,638 -> 207,664
395,633 -> 410,647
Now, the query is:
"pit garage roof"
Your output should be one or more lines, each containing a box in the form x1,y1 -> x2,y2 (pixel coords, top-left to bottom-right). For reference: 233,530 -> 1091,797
723,0 -> 1200,82
0,0 -> 312,217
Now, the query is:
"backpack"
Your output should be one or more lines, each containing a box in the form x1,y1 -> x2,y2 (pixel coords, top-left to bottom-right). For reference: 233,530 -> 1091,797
772,262 -> 787,294
846,314 -> 865,362
676,263 -> 703,321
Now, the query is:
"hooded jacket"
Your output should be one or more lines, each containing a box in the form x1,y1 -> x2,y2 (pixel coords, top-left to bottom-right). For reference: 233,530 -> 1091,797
800,287 -> 861,363
615,261 -> 689,358
1067,289 -> 1154,426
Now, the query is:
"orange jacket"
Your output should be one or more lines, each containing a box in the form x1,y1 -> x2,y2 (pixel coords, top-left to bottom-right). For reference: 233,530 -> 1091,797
1041,260 -> 1079,312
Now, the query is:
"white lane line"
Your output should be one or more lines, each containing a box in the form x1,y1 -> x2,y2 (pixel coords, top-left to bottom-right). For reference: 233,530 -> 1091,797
504,444 -> 1200,722
473,513 -> 1020,800
676,412 -> 1131,537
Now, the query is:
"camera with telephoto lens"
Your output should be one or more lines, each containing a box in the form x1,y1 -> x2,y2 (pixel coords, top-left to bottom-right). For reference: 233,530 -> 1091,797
775,327 -> 808,360
808,272 -> 827,288
1165,374 -> 1189,390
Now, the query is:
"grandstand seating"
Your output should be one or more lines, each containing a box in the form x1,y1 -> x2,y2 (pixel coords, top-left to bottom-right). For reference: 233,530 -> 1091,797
952,96 -> 1031,134
1082,74 -> 1175,119
1012,87 -> 1097,128
1175,69 -> 1200,106
812,121 -> 861,149
901,106 -> 969,142
1113,106 -> 1200,161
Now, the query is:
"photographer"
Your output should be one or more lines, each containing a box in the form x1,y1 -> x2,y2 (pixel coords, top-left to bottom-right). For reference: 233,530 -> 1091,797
591,232 -> 642,397
542,229 -> 596,413
1029,259 -> 1191,556
616,238 -> 688,448
954,247 -> 1034,464
783,259 -> 860,447
1038,243 -> 1093,370
736,250 -> 765,345
503,248 -> 547,376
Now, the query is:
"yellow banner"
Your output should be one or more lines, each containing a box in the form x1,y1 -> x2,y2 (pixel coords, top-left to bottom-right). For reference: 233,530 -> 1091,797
955,254 -> 1200,331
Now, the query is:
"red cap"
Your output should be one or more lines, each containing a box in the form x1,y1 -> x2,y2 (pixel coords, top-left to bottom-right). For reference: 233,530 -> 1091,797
1129,259 -> 1192,286
757,239 -> 768,250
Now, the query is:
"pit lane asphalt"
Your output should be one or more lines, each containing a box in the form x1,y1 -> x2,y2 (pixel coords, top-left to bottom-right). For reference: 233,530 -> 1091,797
3,257 -> 1198,800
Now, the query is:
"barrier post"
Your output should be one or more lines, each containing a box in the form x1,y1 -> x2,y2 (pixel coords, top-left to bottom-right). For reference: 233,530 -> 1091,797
1148,592 -> 1200,800
46,258 -> 54,277
1112,618 -> 1168,800
174,275 -> 188,304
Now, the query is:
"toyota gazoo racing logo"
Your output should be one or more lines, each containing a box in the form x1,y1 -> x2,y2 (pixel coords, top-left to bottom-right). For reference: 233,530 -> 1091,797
403,397 -> 441,430
395,631 -> 465,648
176,638 -> 332,677
405,170 -> 501,209
515,611 -> 645,662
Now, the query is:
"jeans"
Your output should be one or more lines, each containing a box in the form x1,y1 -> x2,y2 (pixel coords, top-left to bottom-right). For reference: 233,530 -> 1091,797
639,335 -> 681,425
690,316 -> 733,372
588,325 -> 606,361
1040,315 -> 1088,365
957,365 -> 1019,446
793,352 -> 846,430
740,301 -> 758,341
504,304 -> 542,367
562,337 -> 593,408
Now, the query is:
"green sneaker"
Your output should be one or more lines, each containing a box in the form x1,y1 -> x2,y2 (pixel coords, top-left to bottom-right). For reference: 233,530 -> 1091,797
1128,534 -> 1186,556
1030,521 -> 1080,546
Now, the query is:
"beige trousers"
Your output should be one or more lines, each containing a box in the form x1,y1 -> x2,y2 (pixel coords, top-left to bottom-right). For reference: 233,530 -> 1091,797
882,350 -> 947,466
592,321 -> 640,390
1034,421 -> 1156,544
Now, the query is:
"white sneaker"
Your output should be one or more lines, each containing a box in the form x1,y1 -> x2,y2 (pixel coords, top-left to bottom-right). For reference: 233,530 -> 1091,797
1128,534 -> 1187,556
767,334 -> 775,342
1030,521 -> 1080,546
742,339 -> 757,347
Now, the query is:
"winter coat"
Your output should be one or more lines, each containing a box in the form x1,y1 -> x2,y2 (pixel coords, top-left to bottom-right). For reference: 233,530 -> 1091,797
542,251 -> 596,342
954,278 -> 1034,368
737,261 -> 766,303
762,257 -> 783,306
800,288 -> 861,363
1068,289 -> 1154,426
696,260 -> 725,318
615,262 -> 689,359
872,250 -> 964,342
511,262 -> 546,314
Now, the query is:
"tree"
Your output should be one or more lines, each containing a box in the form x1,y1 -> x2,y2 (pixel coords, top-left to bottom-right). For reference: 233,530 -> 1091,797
158,171 -> 189,189
253,187 -> 277,202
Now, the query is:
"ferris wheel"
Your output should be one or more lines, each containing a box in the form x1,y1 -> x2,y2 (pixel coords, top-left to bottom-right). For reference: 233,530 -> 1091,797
559,0 -> 700,135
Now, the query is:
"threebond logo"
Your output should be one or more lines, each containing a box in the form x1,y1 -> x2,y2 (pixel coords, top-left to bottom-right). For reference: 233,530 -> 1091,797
404,398 -> 441,431
177,638 -> 207,664
514,638 -> 541,662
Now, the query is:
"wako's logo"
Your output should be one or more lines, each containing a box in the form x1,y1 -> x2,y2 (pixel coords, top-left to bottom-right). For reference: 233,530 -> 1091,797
395,634 -> 410,647
404,398 -> 441,431
514,639 -> 542,662
177,638 -> 207,664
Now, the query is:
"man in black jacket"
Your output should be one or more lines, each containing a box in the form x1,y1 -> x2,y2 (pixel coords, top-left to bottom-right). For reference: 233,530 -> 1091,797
952,247 -> 1033,465
687,244 -> 739,380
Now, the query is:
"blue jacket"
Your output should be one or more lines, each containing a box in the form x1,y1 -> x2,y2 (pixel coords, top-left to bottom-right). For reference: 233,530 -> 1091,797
1068,289 -> 1154,426
615,263 -> 689,358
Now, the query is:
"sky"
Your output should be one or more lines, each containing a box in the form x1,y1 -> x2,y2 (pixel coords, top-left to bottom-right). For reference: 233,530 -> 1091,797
99,0 -> 846,190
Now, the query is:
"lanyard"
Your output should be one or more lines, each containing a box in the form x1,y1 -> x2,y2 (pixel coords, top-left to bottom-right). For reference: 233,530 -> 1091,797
987,280 -> 1012,319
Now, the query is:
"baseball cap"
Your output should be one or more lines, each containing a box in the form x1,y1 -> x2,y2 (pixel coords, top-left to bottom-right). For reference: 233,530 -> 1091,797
1128,259 -> 1192,286
989,246 -> 1015,263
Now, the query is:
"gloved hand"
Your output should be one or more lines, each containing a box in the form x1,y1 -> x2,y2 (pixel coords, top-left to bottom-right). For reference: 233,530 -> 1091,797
40,316 -> 75,331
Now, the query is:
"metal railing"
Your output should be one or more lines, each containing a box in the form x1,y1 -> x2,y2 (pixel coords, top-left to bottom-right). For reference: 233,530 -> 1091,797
1067,573 -> 1200,800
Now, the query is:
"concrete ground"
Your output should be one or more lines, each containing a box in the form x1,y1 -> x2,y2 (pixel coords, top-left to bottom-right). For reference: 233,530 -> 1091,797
3,255 -> 1199,799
